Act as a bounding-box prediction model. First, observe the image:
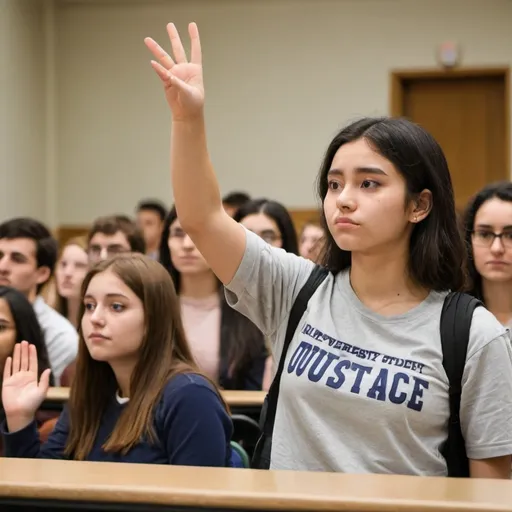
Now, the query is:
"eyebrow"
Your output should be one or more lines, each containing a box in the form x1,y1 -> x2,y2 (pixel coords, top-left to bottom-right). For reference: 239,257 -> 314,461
84,293 -> 130,300
327,167 -> 388,177
475,224 -> 512,230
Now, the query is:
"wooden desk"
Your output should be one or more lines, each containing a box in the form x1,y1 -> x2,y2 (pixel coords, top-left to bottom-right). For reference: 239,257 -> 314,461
0,459 -> 511,512
43,388 -> 265,418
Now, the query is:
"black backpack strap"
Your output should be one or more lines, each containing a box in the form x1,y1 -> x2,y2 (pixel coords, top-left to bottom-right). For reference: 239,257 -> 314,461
262,265 -> 329,435
440,291 -> 482,477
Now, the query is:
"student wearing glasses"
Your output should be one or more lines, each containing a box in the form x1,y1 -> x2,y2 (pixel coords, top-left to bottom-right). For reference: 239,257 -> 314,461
463,182 -> 512,328
87,216 -> 146,266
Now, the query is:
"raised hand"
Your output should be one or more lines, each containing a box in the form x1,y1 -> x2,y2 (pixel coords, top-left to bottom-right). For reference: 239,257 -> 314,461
2,341 -> 51,433
145,23 -> 204,121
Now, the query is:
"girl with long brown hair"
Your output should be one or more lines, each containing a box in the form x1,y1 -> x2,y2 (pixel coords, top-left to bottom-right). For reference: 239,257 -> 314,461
54,236 -> 89,328
1,253 -> 235,466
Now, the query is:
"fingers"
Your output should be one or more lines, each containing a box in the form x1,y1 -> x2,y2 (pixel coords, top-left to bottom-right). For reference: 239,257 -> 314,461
4,356 -> 12,380
39,368 -> 52,394
144,37 -> 175,70
166,23 -> 188,64
188,23 -> 203,64
29,343 -> 38,376
12,343 -> 20,374
20,341 -> 29,372
189,22 -> 202,65
150,60 -> 172,83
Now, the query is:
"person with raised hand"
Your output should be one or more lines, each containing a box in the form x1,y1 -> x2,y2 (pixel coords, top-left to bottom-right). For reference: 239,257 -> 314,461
2,342 -> 52,434
145,24 -> 512,477
1,254 -> 238,467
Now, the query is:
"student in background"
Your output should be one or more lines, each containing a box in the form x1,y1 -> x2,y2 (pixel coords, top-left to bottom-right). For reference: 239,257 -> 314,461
234,198 -> 299,254
160,207 -> 270,391
145,23 -> 512,477
0,286 -> 55,454
0,218 -> 78,385
299,220 -> 325,264
1,253 -> 237,467
222,192 -> 251,218
463,181 -> 512,328
0,287 -> 54,390
87,215 -> 145,266
136,200 -> 168,260
55,236 -> 89,328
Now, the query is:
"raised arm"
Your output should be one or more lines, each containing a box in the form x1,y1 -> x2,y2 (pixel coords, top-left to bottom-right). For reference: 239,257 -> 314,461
145,23 -> 245,285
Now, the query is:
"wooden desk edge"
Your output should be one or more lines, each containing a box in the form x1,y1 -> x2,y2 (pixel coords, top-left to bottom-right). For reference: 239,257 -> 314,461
1,486 -> 509,512
44,388 -> 267,407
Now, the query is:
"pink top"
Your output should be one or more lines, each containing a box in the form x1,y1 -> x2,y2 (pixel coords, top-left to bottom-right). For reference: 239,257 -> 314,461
180,293 -> 221,382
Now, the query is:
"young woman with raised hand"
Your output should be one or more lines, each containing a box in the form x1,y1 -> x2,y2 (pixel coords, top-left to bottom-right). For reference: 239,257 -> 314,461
1,254 -> 237,467
144,23 -> 512,478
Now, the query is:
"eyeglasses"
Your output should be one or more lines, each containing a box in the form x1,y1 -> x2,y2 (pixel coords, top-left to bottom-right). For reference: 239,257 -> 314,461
88,245 -> 130,260
472,230 -> 512,249
251,230 -> 282,245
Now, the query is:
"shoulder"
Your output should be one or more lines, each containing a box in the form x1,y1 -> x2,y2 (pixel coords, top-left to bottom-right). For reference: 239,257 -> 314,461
160,373 -> 221,406
468,304 -> 510,359
155,373 -> 229,430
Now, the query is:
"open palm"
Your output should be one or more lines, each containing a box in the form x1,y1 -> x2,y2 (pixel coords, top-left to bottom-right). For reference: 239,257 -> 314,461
145,22 -> 204,121
2,342 -> 51,421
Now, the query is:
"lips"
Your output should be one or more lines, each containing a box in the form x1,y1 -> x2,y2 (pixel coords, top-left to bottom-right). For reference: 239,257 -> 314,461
88,333 -> 109,341
335,217 -> 358,225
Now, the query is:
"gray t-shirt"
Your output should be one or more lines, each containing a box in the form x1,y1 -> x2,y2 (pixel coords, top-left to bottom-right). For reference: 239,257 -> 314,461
225,229 -> 512,475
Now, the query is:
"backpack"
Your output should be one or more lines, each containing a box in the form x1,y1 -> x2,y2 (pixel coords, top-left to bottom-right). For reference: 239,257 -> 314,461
251,265 -> 481,477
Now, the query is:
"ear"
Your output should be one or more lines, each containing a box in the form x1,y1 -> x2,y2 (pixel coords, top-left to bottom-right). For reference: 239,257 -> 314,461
409,189 -> 433,224
35,266 -> 51,286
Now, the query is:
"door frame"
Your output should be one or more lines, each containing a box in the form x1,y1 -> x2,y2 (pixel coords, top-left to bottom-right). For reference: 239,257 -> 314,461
389,67 -> 511,178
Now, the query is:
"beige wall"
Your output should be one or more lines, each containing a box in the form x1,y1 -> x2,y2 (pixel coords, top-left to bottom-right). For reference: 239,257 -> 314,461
1,0 -> 47,222
3,0 -> 512,227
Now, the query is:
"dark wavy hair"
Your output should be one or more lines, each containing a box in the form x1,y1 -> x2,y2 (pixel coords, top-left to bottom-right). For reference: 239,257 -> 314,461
317,117 -> 466,292
0,286 -> 54,386
0,218 -> 58,293
159,207 -> 267,390
462,181 -> 512,302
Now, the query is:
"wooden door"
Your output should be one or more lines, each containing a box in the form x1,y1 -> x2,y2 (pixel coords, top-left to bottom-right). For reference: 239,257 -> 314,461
391,69 -> 509,209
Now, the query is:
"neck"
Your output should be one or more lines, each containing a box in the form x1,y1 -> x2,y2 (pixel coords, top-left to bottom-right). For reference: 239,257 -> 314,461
27,288 -> 38,304
110,359 -> 136,398
350,244 -> 429,315
146,241 -> 159,254
180,271 -> 218,299
482,279 -> 512,325
66,297 -> 81,328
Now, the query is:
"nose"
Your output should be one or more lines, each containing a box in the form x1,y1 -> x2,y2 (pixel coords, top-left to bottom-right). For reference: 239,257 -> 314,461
335,185 -> 356,212
182,234 -> 195,250
0,256 -> 10,273
99,247 -> 109,261
63,265 -> 74,278
490,236 -> 505,255
89,304 -> 106,325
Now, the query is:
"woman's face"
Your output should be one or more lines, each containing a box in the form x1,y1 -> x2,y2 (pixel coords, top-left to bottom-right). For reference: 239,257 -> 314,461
81,269 -> 145,364
472,198 -> 512,283
323,138 -> 421,255
299,224 -> 325,262
0,298 -> 16,373
56,244 -> 89,299
240,213 -> 283,248
168,219 -> 211,276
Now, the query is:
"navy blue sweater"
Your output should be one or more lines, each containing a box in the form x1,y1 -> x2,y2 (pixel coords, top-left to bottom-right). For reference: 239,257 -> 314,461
2,373 -> 236,466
